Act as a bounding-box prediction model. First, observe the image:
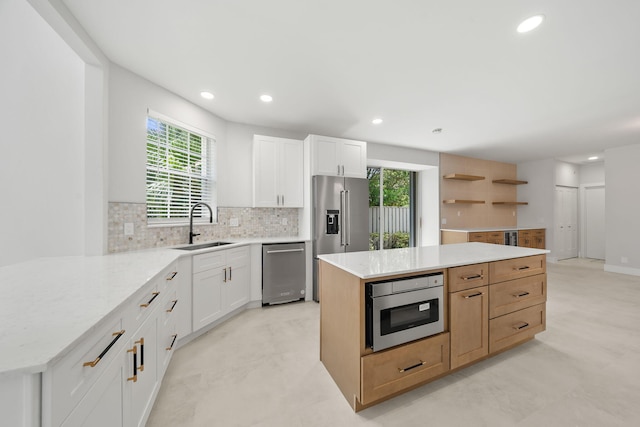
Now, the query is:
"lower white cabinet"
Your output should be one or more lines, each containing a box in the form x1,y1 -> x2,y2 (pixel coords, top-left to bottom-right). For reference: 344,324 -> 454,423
192,246 -> 251,332
127,313 -> 159,427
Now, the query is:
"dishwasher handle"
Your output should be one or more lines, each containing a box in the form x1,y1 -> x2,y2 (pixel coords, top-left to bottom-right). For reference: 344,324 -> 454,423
266,248 -> 304,254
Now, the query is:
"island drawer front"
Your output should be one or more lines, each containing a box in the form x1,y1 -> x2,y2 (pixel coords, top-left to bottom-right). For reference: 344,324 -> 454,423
193,250 -> 226,274
468,232 -> 488,243
489,274 -> 547,319
448,263 -> 489,293
47,314 -> 127,427
361,333 -> 450,405
489,255 -> 545,283
489,303 -> 545,354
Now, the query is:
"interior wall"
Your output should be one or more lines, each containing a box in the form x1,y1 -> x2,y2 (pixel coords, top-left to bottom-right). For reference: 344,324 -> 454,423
517,159 -> 556,258
580,162 -> 605,184
605,144 -> 640,275
108,64 -> 228,204
0,0 -> 85,266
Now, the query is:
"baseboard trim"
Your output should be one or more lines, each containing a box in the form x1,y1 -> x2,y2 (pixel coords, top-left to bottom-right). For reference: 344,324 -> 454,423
604,264 -> 640,277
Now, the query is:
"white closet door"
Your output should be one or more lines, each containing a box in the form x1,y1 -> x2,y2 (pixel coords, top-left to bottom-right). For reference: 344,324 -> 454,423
555,186 -> 578,260
585,186 -> 606,259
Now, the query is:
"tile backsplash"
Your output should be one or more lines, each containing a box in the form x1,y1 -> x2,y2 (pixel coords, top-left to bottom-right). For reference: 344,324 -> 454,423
108,202 -> 299,253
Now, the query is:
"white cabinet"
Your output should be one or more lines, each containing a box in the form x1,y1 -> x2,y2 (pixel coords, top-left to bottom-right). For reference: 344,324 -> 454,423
253,135 -> 303,207
43,263 -> 179,427
308,134 -> 367,178
192,246 -> 251,332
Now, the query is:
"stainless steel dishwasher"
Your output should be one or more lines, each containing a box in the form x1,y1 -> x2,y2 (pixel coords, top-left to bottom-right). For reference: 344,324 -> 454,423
262,242 -> 306,305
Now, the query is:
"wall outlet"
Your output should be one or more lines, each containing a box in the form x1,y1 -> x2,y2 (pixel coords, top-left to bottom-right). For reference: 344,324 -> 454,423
441,218 -> 447,225
621,256 -> 629,264
229,218 -> 239,227
124,222 -> 134,236
281,218 -> 288,226
457,211 -> 461,217
513,211 -> 516,216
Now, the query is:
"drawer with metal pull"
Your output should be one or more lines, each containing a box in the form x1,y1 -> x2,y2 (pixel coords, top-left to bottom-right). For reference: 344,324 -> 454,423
448,263 -> 489,293
489,273 -> 547,319
489,303 -> 545,354
46,314 -> 128,427
360,332 -> 450,405
489,255 -> 545,283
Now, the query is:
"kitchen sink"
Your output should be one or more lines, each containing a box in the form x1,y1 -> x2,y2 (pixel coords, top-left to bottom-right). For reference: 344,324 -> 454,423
175,241 -> 233,251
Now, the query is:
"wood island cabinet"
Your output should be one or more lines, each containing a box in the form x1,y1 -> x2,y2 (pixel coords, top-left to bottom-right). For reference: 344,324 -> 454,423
319,248 -> 547,412
442,228 -> 545,249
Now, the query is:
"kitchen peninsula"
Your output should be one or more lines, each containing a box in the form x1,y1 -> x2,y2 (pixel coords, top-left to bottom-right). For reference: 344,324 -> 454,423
318,243 -> 548,411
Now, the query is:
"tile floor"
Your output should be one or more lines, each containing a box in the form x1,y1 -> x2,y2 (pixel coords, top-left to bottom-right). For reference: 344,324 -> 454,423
147,258 -> 640,426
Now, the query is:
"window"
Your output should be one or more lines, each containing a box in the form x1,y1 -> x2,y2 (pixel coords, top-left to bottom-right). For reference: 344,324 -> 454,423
146,113 -> 216,224
368,167 -> 416,250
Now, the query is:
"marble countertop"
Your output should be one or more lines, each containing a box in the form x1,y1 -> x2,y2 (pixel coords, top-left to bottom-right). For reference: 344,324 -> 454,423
441,227 -> 545,232
318,243 -> 549,279
0,236 -> 307,377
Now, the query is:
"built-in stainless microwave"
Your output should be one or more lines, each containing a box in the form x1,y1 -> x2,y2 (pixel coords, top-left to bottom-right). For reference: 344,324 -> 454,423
365,273 -> 444,352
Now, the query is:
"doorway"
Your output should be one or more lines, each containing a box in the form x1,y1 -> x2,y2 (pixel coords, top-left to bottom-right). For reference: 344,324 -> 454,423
368,167 -> 416,250
555,186 -> 578,260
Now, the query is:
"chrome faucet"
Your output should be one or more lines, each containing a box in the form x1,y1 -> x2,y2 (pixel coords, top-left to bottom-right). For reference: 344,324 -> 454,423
189,202 -> 213,244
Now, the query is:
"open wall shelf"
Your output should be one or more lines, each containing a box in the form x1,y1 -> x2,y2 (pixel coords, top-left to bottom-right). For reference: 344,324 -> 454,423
443,199 -> 486,204
492,179 -> 528,185
492,201 -> 528,205
443,173 -> 485,181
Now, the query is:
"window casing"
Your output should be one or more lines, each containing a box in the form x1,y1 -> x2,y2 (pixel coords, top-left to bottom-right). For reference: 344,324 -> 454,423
146,113 -> 216,224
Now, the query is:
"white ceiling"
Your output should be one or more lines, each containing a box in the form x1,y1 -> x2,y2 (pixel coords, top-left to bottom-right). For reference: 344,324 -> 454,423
62,0 -> 640,164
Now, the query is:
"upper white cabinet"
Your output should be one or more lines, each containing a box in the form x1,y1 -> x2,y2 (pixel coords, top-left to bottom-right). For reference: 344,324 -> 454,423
308,134 -> 367,178
253,135 -> 303,207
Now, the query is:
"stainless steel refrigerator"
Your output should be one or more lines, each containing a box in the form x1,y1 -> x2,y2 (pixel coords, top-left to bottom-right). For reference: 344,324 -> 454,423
312,175 -> 369,301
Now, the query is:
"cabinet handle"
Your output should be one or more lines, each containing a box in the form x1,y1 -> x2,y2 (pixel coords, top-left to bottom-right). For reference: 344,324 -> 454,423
166,334 -> 178,351
337,165 -> 341,175
398,360 -> 426,373
140,292 -> 160,308
514,266 -> 530,271
462,274 -> 483,281
282,195 -> 284,205
83,330 -> 126,367
229,266 -> 232,281
127,345 -> 137,382
223,267 -> 227,283
513,291 -> 530,298
136,338 -> 145,372
513,322 -> 530,330
464,291 -> 483,299
277,195 -> 280,205
166,271 -> 178,281
166,299 -> 178,313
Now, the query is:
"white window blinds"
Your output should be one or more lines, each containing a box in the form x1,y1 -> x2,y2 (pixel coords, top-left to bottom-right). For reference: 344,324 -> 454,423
146,115 -> 215,223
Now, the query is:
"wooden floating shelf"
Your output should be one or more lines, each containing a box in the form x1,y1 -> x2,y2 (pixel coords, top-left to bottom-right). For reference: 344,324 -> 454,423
492,201 -> 529,205
443,199 -> 486,204
492,179 -> 528,185
443,173 -> 485,181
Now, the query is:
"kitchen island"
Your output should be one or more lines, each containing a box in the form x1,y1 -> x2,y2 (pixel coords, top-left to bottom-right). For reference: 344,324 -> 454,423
318,243 -> 548,411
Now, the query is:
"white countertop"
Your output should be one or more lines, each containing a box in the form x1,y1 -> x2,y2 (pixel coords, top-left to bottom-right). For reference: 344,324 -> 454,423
318,243 -> 548,279
441,227 -> 544,232
0,237 -> 307,377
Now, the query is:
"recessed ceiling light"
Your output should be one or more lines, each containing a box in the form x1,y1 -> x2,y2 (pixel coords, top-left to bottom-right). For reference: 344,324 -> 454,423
372,118 -> 383,125
517,15 -> 545,33
200,91 -> 214,100
260,94 -> 273,103
432,128 -> 443,134
588,156 -> 599,161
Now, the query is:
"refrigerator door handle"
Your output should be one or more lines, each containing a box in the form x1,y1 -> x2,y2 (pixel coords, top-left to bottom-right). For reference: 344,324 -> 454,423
340,190 -> 346,246
344,190 -> 350,246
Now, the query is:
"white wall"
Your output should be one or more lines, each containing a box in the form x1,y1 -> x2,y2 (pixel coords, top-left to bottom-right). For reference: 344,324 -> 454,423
604,144 -> 640,275
555,161 -> 580,187
517,159 -> 556,258
0,0 -> 85,266
109,64 -> 228,204
580,162 -> 605,184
